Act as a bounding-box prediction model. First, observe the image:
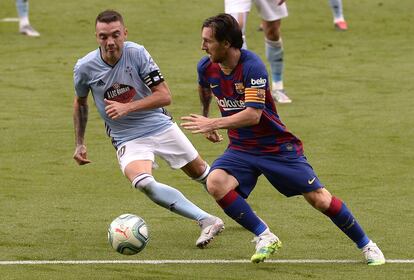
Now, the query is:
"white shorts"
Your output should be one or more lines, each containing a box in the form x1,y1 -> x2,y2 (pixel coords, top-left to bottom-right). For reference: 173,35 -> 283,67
225,0 -> 288,21
116,123 -> 199,174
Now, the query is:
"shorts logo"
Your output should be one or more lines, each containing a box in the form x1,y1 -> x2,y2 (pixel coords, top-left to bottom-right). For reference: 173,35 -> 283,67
234,82 -> 245,94
117,145 -> 126,158
308,177 -> 316,185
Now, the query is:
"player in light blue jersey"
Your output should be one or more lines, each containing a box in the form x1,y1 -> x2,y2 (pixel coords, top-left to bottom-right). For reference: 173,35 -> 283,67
72,10 -> 224,248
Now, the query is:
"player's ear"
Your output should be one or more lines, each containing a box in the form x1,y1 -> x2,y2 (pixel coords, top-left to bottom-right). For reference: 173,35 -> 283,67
223,40 -> 231,49
124,27 -> 128,39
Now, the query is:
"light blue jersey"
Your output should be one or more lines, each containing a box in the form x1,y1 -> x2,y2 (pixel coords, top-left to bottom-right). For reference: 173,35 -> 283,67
74,41 -> 173,148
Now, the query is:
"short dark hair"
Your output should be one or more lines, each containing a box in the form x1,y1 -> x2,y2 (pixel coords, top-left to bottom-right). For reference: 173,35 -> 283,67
95,10 -> 124,26
202,13 -> 243,49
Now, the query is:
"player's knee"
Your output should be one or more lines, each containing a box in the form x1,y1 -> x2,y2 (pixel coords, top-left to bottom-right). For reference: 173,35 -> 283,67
304,188 -> 332,211
313,198 -> 331,212
264,24 -> 281,41
131,173 -> 155,191
206,170 -> 230,199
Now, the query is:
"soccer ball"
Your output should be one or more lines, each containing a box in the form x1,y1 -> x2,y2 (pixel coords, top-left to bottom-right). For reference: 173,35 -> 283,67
108,214 -> 149,255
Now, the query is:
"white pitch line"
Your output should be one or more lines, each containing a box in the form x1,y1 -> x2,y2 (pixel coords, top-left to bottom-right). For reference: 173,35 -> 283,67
1,17 -> 19,22
0,259 -> 413,265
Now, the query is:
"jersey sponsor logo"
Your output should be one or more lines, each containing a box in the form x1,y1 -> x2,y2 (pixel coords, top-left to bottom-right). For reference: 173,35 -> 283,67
104,83 -> 136,103
250,77 -> 267,87
234,82 -> 245,95
215,97 -> 245,111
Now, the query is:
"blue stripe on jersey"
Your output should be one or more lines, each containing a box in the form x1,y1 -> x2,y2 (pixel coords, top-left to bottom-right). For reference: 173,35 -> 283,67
197,49 -> 303,155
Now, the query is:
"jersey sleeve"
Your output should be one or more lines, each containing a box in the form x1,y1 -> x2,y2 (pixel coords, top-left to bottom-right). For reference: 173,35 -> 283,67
197,56 -> 211,89
134,46 -> 164,88
243,56 -> 268,109
73,60 -> 90,97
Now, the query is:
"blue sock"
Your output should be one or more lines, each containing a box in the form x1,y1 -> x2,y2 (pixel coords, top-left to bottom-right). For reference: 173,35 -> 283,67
329,0 -> 344,21
265,38 -> 284,86
16,0 -> 29,18
217,190 -> 267,235
324,197 -> 370,248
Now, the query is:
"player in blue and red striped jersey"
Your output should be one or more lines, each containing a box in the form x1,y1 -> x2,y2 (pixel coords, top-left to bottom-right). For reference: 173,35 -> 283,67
181,13 -> 384,265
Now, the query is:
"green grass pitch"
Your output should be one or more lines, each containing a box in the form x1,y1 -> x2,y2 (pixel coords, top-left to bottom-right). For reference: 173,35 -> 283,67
0,0 -> 413,279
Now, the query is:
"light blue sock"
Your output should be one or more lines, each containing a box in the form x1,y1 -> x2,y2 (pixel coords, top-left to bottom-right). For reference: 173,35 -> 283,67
133,174 -> 210,221
16,0 -> 29,18
265,38 -> 284,88
329,0 -> 344,21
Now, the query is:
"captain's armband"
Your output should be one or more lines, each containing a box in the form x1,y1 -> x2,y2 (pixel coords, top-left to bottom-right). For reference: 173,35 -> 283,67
244,88 -> 265,104
143,70 -> 164,87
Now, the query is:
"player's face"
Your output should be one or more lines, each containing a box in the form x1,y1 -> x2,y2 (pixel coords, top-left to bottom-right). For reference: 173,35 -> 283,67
96,21 -> 127,65
201,27 -> 227,63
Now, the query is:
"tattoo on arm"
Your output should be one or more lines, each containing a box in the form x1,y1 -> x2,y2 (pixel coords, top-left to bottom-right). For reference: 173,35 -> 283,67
73,99 -> 89,145
198,86 -> 212,117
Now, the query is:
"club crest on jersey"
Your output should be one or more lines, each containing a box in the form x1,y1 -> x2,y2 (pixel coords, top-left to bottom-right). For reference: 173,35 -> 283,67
125,66 -> 133,79
256,89 -> 265,99
234,82 -> 245,95
104,83 -> 136,103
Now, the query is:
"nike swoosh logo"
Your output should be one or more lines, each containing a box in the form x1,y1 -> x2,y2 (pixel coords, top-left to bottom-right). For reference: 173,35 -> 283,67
308,177 -> 316,184
210,84 -> 219,89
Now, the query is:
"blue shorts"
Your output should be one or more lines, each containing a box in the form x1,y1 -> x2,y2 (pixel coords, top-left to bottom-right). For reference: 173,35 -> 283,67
211,149 -> 324,198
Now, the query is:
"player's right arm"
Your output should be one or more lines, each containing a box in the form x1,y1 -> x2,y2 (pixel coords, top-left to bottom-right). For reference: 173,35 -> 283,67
199,85 -> 212,118
73,95 -> 91,165
196,85 -> 223,143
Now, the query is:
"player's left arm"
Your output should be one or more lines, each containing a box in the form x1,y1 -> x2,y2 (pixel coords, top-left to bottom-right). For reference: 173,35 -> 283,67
199,85 -> 213,117
195,85 -> 223,142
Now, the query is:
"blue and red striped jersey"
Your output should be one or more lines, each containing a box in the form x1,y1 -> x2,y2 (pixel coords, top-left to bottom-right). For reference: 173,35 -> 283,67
197,49 -> 303,155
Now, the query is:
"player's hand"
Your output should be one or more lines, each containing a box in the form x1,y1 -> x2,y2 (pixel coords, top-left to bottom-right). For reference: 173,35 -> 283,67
73,144 -> 92,165
203,130 -> 223,143
181,114 -> 216,134
104,99 -> 130,119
